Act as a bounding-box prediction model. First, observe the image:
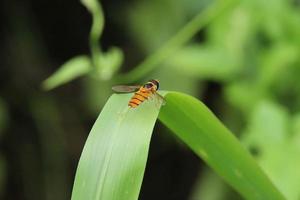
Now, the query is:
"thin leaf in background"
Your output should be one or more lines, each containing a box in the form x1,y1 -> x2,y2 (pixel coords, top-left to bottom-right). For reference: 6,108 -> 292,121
99,47 -> 124,80
42,56 -> 91,90
117,0 -> 238,83
166,45 -> 238,81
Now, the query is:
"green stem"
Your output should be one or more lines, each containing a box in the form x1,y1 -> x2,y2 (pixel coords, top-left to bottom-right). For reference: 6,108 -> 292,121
82,0 -> 104,71
91,4 -> 104,71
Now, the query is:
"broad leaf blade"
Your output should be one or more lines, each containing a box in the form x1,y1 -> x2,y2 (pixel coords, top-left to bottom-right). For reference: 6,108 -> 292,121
158,92 -> 285,200
71,94 -> 162,200
72,91 -> 284,200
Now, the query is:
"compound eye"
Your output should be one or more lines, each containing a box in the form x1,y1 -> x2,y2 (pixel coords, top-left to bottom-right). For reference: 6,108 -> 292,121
149,79 -> 159,89
144,83 -> 153,89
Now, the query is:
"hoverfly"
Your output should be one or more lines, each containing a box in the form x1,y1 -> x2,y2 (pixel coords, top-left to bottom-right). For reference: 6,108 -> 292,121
112,79 -> 165,108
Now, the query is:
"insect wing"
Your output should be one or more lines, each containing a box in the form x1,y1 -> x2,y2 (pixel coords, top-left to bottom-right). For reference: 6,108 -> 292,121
112,85 -> 141,93
154,92 -> 166,106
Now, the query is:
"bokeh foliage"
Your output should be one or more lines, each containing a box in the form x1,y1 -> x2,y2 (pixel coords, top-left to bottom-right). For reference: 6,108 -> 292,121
1,0 -> 300,199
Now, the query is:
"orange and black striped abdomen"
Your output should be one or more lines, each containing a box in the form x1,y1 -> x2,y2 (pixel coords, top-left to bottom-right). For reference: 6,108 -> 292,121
128,89 -> 151,108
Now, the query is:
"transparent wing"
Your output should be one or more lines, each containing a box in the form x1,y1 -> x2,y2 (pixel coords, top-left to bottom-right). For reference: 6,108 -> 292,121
154,92 -> 166,105
112,85 -> 141,93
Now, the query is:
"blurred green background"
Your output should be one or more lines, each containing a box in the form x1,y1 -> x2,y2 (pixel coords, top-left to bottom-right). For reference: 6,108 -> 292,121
1,0 -> 300,199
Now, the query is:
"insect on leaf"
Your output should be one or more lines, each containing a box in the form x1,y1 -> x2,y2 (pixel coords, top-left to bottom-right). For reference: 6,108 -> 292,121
72,91 -> 285,200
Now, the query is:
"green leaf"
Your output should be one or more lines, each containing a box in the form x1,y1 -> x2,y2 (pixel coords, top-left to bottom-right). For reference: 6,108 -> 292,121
258,44 -> 299,90
42,55 -> 91,90
166,45 -> 239,81
116,0 -> 238,83
72,92 -> 284,200
126,0 -> 188,52
159,92 -> 284,200
71,93 -> 163,200
99,47 -> 124,80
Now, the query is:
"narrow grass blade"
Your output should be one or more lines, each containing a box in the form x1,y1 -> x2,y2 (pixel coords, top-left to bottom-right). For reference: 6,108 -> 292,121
71,94 -> 162,200
158,92 -> 285,200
